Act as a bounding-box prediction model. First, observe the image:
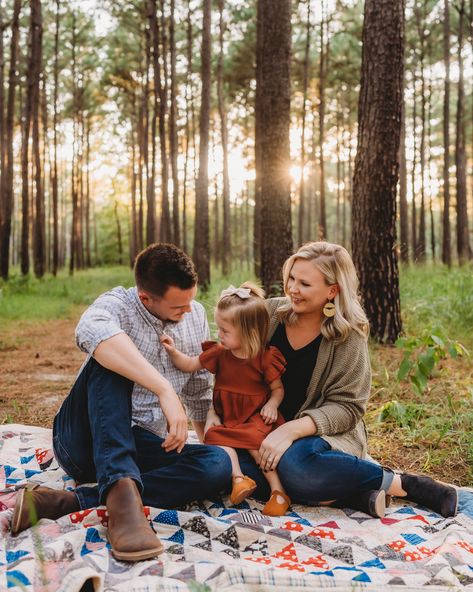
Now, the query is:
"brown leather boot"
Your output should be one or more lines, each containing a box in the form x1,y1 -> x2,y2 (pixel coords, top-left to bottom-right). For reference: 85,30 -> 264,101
106,478 -> 164,562
11,484 -> 80,535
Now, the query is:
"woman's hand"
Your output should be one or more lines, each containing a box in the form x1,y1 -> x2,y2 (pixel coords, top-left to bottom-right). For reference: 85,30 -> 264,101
258,423 -> 297,472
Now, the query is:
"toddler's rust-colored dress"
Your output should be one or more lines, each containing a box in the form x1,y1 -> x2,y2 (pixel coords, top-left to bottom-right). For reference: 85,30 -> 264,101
200,341 -> 286,449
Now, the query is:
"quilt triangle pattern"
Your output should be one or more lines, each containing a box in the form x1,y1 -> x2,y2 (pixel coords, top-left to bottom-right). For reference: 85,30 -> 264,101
1,425 -> 473,591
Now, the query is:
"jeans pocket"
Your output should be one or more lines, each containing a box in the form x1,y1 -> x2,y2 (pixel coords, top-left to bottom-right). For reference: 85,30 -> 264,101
53,435 -> 87,481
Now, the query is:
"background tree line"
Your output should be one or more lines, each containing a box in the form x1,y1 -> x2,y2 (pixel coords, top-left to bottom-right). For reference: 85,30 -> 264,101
0,0 -> 472,342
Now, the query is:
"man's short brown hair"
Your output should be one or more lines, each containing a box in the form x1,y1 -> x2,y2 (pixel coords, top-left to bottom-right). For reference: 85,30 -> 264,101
134,243 -> 198,297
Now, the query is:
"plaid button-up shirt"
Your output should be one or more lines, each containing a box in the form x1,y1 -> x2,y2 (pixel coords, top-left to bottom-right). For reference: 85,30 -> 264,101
75,286 -> 213,437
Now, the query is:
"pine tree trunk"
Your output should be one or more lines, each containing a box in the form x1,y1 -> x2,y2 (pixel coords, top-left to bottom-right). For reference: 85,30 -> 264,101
352,0 -> 404,344
193,0 -> 212,288
411,71 -> 417,260
399,76 -> 409,263
169,0 -> 180,246
217,0 -> 231,275
415,2 -> 426,261
51,0 -> 60,275
257,0 -> 293,295
298,0 -> 311,246
146,0 -> 157,244
0,3 -> 5,243
318,1 -> 327,239
158,0 -> 171,242
442,0 -> 451,266
31,0 -> 44,278
182,2 -> 193,254
0,0 -> 21,279
253,0 -> 262,277
455,0 -> 471,264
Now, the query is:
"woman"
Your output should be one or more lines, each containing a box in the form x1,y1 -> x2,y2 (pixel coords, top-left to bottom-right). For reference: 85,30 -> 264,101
236,241 -> 457,518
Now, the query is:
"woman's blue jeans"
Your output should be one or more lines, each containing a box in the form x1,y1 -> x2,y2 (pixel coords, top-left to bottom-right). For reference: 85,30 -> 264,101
53,358 -> 232,510
237,435 -> 392,504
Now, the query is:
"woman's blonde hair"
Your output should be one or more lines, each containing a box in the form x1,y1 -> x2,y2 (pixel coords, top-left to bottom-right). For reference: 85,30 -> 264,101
279,241 -> 369,342
216,282 -> 269,358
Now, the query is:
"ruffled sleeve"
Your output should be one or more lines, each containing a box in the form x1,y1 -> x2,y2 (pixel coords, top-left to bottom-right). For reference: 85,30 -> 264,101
262,346 -> 286,384
198,341 -> 224,374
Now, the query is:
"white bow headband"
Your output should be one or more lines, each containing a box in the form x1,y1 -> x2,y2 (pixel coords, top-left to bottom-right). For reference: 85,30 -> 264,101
220,285 -> 252,300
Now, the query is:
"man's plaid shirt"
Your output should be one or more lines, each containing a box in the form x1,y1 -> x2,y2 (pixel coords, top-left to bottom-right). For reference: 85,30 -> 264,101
74,286 -> 213,437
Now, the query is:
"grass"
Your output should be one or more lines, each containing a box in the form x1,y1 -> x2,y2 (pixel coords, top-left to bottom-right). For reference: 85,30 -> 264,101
1,261 -> 472,484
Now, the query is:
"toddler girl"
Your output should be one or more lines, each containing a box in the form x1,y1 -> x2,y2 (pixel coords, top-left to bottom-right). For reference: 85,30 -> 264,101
161,282 -> 291,516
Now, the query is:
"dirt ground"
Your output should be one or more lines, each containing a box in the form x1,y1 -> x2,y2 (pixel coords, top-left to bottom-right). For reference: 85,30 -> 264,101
0,317 -> 86,426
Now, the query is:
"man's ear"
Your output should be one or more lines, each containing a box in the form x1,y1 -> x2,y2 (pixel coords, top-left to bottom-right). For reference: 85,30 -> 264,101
138,290 -> 150,305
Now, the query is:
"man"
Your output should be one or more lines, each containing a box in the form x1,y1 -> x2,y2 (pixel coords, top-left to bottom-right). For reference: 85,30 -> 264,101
11,243 -> 232,562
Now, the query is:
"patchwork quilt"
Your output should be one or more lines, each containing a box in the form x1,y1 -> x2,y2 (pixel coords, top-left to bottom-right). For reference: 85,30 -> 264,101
1,424 -> 473,592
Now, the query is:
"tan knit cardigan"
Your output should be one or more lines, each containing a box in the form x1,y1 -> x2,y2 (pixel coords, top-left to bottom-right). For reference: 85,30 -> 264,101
267,297 -> 371,458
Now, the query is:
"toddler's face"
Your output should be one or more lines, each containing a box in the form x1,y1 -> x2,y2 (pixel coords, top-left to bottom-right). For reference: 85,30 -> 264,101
215,310 -> 241,352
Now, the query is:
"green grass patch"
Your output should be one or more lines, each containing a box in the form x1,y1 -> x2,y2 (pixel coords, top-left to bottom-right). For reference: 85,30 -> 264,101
399,263 -> 473,349
0,266 -> 135,321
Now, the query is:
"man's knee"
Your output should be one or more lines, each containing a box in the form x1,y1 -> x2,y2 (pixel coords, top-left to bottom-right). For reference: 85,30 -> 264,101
201,445 -> 232,487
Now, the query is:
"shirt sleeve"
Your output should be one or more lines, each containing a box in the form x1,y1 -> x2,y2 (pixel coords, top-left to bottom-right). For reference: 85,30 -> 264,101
300,334 -> 371,436
75,291 -> 128,355
179,304 -> 213,422
262,346 -> 286,384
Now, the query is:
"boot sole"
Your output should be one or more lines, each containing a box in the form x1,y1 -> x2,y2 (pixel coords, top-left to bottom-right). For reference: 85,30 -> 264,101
111,542 -> 164,562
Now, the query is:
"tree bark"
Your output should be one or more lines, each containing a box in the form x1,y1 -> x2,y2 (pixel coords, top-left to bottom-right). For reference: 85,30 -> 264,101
298,0 -> 311,246
257,0 -> 293,295
442,0 -> 451,266
31,0 -> 44,278
455,0 -> 471,264
0,0 -> 21,279
399,73 -> 409,263
352,0 -> 404,344
169,0 -> 180,246
217,0 -> 231,275
51,0 -> 60,275
193,0 -> 212,288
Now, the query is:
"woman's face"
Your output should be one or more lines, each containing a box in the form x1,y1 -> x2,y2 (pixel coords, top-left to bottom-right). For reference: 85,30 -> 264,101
287,259 -> 338,316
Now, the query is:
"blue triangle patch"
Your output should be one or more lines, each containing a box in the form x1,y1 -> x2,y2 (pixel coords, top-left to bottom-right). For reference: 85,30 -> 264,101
360,557 -> 385,569
353,571 -> 371,582
7,570 -> 31,588
154,509 -> 180,526
395,506 -> 416,515
7,550 -> 29,563
25,469 -> 42,479
20,455 -> 35,465
167,528 -> 185,544
4,465 -> 17,478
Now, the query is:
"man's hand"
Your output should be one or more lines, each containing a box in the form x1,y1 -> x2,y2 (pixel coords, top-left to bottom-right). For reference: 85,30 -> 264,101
160,334 -> 176,354
159,390 -> 188,453
260,402 -> 279,425
204,408 -> 222,435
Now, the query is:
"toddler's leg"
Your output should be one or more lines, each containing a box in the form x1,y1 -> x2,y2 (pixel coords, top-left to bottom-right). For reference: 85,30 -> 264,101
248,449 -> 291,516
220,446 -> 257,505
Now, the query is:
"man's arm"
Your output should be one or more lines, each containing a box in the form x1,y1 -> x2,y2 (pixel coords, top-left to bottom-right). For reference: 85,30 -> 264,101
94,333 -> 188,452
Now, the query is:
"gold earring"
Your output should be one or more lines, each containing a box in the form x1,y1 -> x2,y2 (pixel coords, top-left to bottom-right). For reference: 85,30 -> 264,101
323,299 -> 336,318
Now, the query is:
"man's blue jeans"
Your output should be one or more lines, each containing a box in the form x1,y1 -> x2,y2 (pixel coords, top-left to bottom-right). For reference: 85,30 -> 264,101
237,435 -> 393,504
53,358 -> 232,510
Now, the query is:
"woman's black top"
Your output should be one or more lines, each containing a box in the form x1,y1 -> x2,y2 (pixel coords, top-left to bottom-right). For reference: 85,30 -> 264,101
269,322 -> 322,421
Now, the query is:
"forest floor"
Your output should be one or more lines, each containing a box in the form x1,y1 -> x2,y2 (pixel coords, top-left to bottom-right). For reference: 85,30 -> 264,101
1,265 -> 472,487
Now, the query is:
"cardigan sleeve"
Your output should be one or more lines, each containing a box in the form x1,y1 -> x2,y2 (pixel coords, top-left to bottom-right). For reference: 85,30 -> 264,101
299,332 -> 371,436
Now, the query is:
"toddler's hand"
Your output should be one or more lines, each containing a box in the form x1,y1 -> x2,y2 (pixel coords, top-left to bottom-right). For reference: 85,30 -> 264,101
260,403 -> 278,425
204,411 -> 222,435
160,334 -> 176,353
